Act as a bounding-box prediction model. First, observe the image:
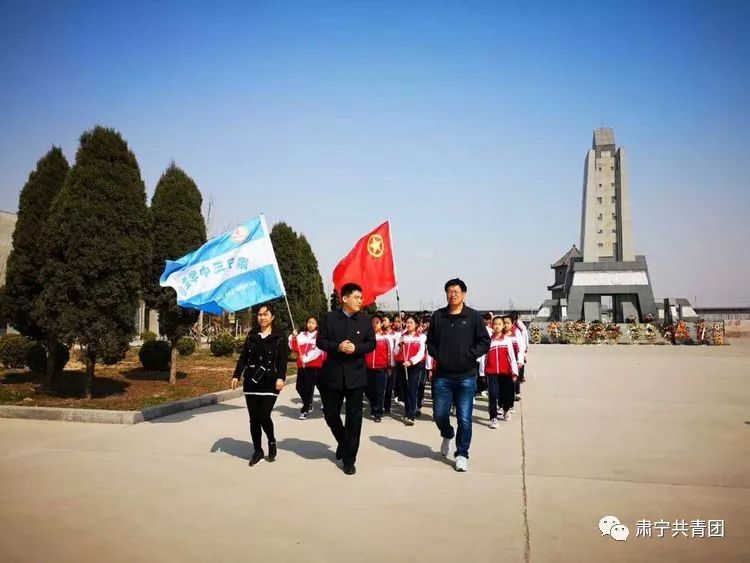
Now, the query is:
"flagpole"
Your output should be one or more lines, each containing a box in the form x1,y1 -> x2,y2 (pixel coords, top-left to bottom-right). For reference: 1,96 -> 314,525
260,212 -> 297,334
283,293 -> 297,334
386,220 -> 411,412
386,219 -> 402,318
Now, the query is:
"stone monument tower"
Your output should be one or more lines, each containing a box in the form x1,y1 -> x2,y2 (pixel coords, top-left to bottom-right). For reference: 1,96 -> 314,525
536,128 -> 659,322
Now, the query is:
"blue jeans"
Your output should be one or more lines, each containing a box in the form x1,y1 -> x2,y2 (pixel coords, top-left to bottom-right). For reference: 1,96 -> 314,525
432,374 -> 477,458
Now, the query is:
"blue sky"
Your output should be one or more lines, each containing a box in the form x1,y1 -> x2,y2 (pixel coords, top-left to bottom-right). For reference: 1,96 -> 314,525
1,0 -> 749,309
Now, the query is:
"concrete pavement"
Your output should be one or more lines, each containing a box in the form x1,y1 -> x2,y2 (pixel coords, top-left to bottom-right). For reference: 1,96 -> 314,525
0,341 -> 748,562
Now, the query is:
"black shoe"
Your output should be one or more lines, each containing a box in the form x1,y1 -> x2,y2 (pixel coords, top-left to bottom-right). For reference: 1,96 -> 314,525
343,464 -> 356,475
383,409 -> 391,414
248,449 -> 264,467
268,442 -> 277,462
415,410 -> 422,418
336,445 -> 343,460
374,416 -> 382,423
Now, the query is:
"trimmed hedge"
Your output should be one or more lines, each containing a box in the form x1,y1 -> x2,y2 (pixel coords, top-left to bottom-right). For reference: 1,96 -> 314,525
176,337 -> 196,357
0,334 -> 32,369
210,333 -> 235,357
25,341 -> 70,374
138,340 -> 171,371
140,331 -> 158,342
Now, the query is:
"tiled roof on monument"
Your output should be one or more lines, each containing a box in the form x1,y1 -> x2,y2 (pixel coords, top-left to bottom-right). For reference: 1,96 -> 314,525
550,245 -> 580,268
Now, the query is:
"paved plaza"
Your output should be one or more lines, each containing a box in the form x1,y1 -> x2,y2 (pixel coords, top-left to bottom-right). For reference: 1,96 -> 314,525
1,342 -> 748,562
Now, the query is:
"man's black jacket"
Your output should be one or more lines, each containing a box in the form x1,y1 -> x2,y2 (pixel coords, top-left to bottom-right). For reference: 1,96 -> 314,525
426,304 -> 490,378
317,308 -> 376,390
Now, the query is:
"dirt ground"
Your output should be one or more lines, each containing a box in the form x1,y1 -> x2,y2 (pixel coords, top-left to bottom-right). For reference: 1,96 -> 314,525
0,348 -> 297,410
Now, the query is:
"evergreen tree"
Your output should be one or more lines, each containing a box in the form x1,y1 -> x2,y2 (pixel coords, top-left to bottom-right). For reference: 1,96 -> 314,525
268,223 -> 304,334
1,147 -> 69,387
37,126 -> 151,398
267,223 -> 328,334
298,234 -> 327,320
329,290 -> 341,311
143,164 -> 206,384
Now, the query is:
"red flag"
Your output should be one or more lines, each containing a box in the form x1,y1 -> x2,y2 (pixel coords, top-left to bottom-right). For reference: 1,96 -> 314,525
333,221 -> 397,306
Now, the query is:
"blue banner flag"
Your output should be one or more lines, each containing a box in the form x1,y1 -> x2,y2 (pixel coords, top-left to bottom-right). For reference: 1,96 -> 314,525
160,214 -> 285,314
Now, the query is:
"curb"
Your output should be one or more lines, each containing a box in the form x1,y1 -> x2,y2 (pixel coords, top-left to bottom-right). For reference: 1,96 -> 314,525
0,374 -> 297,425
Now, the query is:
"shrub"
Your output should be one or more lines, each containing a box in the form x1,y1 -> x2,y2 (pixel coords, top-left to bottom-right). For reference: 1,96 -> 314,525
0,334 -> 32,368
140,331 -> 157,342
234,336 -> 246,354
138,340 -> 171,371
210,333 -> 236,357
176,337 -> 196,356
25,341 -> 70,374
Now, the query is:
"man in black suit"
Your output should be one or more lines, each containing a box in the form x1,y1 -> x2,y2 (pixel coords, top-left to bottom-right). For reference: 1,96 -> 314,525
316,282 -> 376,475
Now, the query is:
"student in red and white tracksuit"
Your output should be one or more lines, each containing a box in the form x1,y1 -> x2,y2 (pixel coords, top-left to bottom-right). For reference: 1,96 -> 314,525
485,316 -> 519,426
289,316 -> 325,419
385,317 -> 403,412
417,316 -> 433,416
512,311 -> 529,395
395,314 -> 426,424
509,315 -> 527,400
365,314 -> 393,422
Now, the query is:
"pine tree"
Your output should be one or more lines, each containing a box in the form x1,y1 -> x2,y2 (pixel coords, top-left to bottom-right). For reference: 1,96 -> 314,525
143,164 -> 206,384
298,235 -> 327,320
267,223 -> 328,334
1,147 -> 69,387
268,223 -> 305,334
37,126 -> 151,398
329,290 -> 341,311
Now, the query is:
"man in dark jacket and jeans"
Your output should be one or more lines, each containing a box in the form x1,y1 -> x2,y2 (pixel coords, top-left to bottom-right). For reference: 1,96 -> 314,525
317,282 -> 376,475
426,278 -> 490,472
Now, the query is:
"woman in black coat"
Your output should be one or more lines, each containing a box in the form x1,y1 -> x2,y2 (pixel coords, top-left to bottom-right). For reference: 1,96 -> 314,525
231,303 -> 289,466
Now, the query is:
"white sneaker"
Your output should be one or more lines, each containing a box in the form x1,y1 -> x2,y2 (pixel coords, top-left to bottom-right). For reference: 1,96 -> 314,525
299,411 -> 308,420
503,410 -> 512,421
515,394 -> 522,401
455,456 -> 468,472
489,418 -> 498,429
440,437 -> 453,458
481,391 -> 488,398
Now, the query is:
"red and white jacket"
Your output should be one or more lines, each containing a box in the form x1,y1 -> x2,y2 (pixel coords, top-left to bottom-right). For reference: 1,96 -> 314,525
365,333 -> 394,370
288,331 -> 325,368
386,330 -> 402,367
509,327 -> 527,366
484,334 -> 519,376
515,320 -> 530,349
477,325 -> 493,376
395,332 -> 426,365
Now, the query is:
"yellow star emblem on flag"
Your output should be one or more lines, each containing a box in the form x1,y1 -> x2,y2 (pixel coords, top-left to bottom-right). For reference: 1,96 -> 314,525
367,234 -> 385,258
